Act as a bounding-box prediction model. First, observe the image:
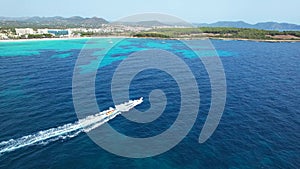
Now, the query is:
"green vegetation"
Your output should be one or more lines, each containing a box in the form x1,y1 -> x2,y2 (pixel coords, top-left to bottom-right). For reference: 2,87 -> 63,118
133,32 -> 170,38
26,34 -> 54,39
72,31 -> 118,37
79,32 -> 95,37
148,28 -> 202,37
201,27 -> 300,39
141,27 -> 300,40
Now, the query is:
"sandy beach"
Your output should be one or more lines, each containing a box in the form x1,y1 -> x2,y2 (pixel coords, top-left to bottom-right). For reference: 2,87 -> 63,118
0,36 -> 133,42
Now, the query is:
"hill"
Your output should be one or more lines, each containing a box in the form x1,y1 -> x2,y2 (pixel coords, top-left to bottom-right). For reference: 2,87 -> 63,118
0,16 -> 109,28
1,17 -> 300,31
195,21 -> 300,31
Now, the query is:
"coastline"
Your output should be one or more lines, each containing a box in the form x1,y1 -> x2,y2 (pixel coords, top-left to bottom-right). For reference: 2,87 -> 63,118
0,37 -> 90,42
1,36 -> 300,43
0,36 -> 131,43
208,37 -> 300,43
133,36 -> 300,43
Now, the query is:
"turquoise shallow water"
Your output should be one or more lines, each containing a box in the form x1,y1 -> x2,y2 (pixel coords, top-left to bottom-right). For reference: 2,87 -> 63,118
0,38 -> 299,168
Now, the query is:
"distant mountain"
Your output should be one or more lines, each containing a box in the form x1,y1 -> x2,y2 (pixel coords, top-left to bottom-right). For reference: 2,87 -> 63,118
112,20 -> 191,27
197,21 -> 251,28
194,21 -> 300,31
136,20 -> 170,27
1,17 -> 299,31
253,22 -> 300,31
119,20 -> 300,30
112,20 -> 170,27
0,16 -> 109,28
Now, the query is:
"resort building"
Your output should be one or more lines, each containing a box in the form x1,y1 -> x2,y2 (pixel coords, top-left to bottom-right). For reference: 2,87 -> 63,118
37,29 -> 49,34
37,28 -> 72,37
0,33 -> 9,40
15,28 -> 34,35
47,29 -> 70,36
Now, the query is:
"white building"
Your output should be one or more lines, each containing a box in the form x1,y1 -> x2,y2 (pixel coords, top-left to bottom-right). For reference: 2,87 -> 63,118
15,28 -> 34,35
37,29 -> 71,36
37,28 -> 49,34
0,33 -> 9,40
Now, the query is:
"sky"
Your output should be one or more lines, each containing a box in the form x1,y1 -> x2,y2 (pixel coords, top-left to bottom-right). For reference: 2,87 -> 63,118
0,0 -> 299,24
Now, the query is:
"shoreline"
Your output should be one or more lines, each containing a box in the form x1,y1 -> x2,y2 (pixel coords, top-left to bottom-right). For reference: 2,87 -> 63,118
0,37 -> 90,42
208,37 -> 300,43
0,36 -> 131,42
1,36 -> 300,43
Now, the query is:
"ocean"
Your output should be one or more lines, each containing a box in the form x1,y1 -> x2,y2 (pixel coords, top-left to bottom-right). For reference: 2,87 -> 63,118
0,38 -> 299,168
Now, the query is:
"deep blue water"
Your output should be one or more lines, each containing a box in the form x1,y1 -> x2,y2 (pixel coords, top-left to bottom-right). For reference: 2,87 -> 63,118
0,38 -> 299,169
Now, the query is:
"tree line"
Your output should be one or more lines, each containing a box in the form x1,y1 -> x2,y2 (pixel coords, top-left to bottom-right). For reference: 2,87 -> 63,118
143,27 -> 300,40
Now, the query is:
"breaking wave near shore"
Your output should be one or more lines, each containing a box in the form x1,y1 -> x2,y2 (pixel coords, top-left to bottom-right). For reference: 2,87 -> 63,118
0,98 -> 143,155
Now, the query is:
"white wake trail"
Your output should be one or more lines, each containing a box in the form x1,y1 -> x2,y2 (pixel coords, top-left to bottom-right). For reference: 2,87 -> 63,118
0,98 -> 143,155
